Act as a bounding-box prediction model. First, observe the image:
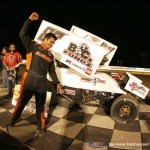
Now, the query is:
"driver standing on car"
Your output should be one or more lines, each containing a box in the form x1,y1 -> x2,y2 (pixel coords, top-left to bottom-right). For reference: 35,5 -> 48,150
9,12 -> 61,137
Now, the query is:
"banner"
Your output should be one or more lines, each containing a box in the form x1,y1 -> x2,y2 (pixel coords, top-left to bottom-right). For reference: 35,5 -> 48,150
70,25 -> 118,66
34,20 -> 107,78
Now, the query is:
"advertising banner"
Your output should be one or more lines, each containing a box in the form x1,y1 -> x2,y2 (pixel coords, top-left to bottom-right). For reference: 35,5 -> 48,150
34,20 -> 107,78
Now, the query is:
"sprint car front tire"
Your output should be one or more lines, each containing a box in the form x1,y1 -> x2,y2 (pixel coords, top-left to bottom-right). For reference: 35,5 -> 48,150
110,94 -> 139,124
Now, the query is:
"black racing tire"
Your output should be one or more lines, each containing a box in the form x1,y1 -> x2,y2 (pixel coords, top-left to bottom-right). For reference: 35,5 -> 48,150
110,94 -> 139,124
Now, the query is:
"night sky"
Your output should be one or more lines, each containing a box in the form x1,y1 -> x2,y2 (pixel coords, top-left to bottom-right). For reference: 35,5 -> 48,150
0,0 -> 150,68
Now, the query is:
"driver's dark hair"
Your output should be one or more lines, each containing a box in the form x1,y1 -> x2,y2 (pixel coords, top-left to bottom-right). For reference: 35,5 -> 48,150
43,33 -> 57,41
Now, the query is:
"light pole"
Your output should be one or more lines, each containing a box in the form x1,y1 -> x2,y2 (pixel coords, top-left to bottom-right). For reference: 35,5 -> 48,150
141,53 -> 146,68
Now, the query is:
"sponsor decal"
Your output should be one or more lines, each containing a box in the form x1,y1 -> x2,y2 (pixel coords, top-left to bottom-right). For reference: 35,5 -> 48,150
123,98 -> 138,106
85,68 -> 92,75
89,36 -> 101,43
64,43 -> 93,68
129,82 -> 146,96
81,77 -> 106,84
35,51 -> 52,62
60,89 -> 75,95
37,26 -> 68,41
81,78 -> 93,83
65,59 -> 90,74
96,78 -> 106,83
111,73 -> 123,81
65,59 -> 72,64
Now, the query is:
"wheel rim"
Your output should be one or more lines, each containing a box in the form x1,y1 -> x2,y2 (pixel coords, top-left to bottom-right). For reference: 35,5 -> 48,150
117,102 -> 134,119
120,104 -> 131,116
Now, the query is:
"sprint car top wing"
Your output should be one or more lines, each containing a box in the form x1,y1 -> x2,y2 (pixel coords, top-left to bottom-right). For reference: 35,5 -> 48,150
34,20 -> 115,78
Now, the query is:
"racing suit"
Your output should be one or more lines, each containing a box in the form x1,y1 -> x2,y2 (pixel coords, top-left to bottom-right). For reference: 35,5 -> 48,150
12,18 -> 60,130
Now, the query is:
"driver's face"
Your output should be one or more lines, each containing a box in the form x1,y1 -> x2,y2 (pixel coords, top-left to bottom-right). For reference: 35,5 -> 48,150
44,37 -> 56,49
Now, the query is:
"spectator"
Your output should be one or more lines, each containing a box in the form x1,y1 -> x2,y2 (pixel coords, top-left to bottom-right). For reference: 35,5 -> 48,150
3,43 -> 22,97
0,47 -> 9,88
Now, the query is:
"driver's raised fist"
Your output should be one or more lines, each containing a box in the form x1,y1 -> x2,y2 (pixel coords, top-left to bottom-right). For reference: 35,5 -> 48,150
29,12 -> 39,21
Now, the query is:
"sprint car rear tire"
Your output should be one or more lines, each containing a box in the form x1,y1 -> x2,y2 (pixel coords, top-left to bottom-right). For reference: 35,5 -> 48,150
110,94 -> 139,124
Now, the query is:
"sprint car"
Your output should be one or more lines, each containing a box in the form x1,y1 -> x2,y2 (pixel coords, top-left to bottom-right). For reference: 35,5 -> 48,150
48,60 -> 149,124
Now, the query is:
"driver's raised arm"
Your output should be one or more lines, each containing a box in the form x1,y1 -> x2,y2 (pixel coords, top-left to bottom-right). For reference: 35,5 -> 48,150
19,12 -> 39,53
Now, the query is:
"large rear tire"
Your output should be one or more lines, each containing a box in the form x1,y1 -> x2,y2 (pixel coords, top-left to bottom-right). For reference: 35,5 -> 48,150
110,94 -> 139,124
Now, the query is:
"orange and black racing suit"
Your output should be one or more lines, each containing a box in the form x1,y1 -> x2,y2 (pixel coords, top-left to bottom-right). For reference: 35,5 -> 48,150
12,19 -> 60,130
